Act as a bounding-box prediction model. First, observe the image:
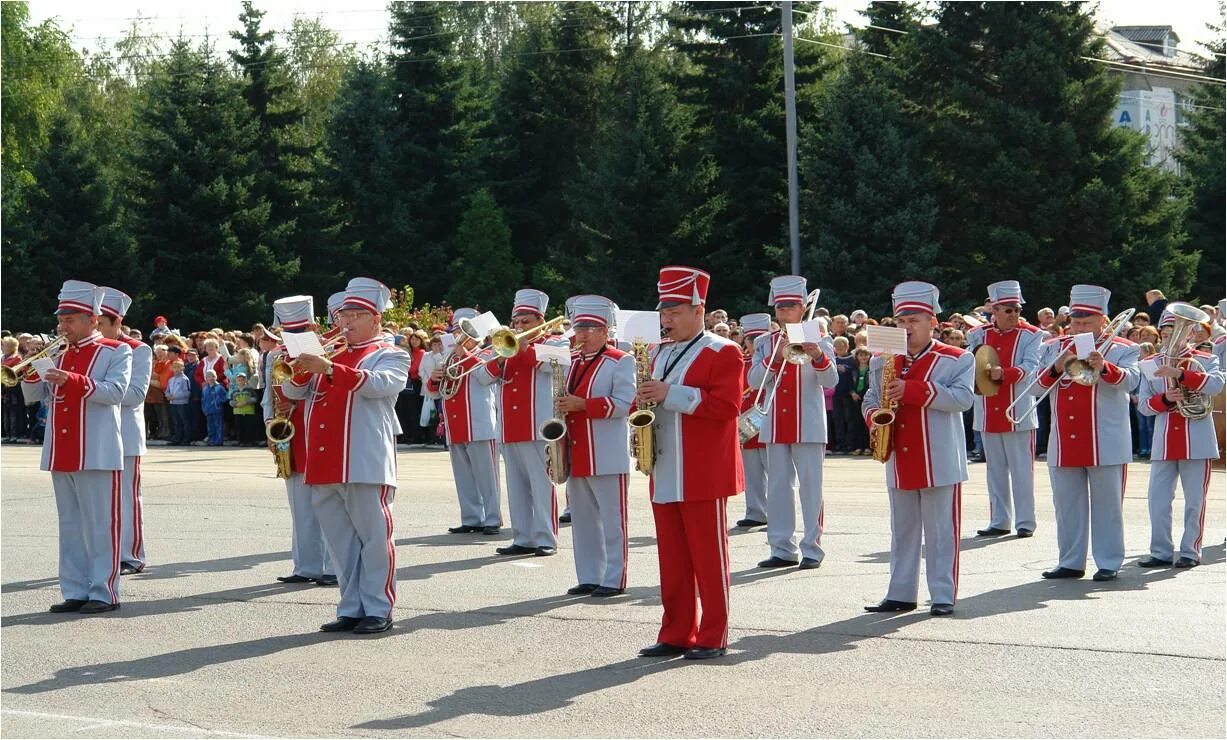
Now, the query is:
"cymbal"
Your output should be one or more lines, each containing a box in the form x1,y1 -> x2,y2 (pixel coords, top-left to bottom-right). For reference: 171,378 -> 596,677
974,344 -> 1001,397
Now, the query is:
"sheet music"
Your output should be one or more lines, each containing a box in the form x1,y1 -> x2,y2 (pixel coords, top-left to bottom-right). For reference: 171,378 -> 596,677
468,311 -> 500,339
1071,332 -> 1095,360
865,325 -> 907,355
619,311 -> 661,344
30,357 -> 55,377
534,343 -> 573,366
280,331 -> 325,359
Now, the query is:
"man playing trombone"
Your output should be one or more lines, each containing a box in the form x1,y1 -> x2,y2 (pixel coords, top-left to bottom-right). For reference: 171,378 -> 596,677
747,276 -> 836,570
737,313 -> 772,528
1035,285 -> 1139,582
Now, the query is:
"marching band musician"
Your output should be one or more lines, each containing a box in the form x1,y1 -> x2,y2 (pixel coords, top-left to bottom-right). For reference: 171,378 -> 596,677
966,280 -> 1044,539
736,313 -> 771,528
636,266 -> 744,660
861,281 -> 972,616
282,277 -> 409,634
557,295 -> 635,597
1136,309 -> 1224,569
430,307 -> 502,536
485,288 -> 566,558
98,287 -> 151,575
1035,285 -> 1139,583
265,295 -> 334,587
26,280 -> 133,614
747,276 -> 836,570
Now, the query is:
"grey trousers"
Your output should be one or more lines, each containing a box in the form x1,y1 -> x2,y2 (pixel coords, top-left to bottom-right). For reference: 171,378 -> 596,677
1049,465 -> 1126,572
502,441 -> 557,548
569,474 -> 629,589
449,439 -> 503,528
119,455 -> 145,569
741,446 -> 768,522
53,469 -> 122,603
982,430 -> 1036,532
1147,458 -> 1213,561
885,484 -> 960,605
287,472 -> 330,578
766,443 -> 826,562
312,483 -> 396,619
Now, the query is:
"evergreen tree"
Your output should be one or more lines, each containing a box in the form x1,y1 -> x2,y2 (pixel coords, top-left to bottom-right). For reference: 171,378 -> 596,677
128,41 -> 272,328
446,189 -> 521,312
893,1 -> 1193,310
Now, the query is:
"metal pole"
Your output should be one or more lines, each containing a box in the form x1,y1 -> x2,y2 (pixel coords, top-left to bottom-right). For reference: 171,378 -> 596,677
782,0 -> 801,275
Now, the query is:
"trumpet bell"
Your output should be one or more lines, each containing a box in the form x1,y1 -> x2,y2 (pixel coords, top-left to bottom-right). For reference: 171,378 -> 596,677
0,365 -> 19,388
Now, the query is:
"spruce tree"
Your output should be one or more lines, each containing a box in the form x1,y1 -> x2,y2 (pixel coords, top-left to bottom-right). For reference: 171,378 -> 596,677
446,189 -> 521,313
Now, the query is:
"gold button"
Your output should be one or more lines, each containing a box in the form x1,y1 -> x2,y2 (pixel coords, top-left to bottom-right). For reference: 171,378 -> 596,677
60,428 -> 67,434
512,406 -> 518,410
318,446 -> 325,451
1068,416 -> 1074,420
1070,434 -> 1077,439
319,424 -> 325,429
902,447 -> 908,452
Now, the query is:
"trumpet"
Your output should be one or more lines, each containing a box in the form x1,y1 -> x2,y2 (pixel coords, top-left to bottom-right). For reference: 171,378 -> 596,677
270,330 -> 349,384
443,315 -> 569,382
0,335 -> 69,387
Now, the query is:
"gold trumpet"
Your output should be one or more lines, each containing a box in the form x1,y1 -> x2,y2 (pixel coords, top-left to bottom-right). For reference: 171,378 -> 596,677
489,315 -> 568,358
0,335 -> 69,387
270,330 -> 348,384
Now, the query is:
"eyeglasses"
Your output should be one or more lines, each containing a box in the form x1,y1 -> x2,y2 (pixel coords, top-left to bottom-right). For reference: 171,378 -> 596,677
336,309 -> 369,320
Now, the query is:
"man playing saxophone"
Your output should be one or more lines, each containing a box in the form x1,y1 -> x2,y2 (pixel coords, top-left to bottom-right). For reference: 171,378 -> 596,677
555,295 -> 635,597
862,281 -> 972,616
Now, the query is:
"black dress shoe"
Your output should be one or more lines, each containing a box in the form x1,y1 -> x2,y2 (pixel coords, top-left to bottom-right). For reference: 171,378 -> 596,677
534,546 -> 557,557
1041,567 -> 1085,579
481,526 -> 501,535
758,556 -> 800,568
1136,556 -> 1173,568
798,557 -> 821,570
638,642 -> 687,657
276,574 -> 315,584
49,599 -> 87,613
567,583 -> 599,595
1016,528 -> 1034,538
79,600 -> 119,614
320,616 -> 362,632
863,599 -> 917,613
736,518 -> 767,528
315,574 -> 338,587
558,513 -> 572,524
353,616 -> 393,634
495,544 -> 535,556
930,603 -> 954,616
590,586 -> 624,597
1174,557 -> 1199,569
448,525 -> 480,534
683,646 -> 727,660
1092,569 -> 1118,582
976,526 -> 1011,537
120,562 -> 143,575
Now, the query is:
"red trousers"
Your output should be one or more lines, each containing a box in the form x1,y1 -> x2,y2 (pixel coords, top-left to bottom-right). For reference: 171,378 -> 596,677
652,497 -> 731,649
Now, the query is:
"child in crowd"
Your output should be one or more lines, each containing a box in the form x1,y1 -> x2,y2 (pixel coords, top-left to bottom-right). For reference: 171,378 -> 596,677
201,370 -> 228,446
229,372 -> 260,446
1134,341 -> 1157,458
165,360 -> 192,444
847,348 -> 873,455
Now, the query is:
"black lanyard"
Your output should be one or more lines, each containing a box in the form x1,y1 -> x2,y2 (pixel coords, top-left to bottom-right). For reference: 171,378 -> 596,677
568,346 -> 606,394
661,332 -> 705,382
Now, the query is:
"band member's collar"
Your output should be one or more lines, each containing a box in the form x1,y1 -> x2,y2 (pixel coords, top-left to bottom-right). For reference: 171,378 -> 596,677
907,340 -> 933,361
347,336 -> 382,349
75,331 -> 102,348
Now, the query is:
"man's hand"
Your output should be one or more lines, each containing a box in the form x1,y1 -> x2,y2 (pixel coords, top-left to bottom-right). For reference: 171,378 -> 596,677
1164,387 -> 1183,403
1153,365 -> 1181,379
1052,350 -> 1074,375
637,380 -> 670,405
555,394 -> 586,413
1086,351 -> 1105,373
883,379 -> 907,403
292,353 -> 331,375
42,368 -> 68,386
802,342 -> 824,361
273,397 -> 292,417
988,366 -> 1004,382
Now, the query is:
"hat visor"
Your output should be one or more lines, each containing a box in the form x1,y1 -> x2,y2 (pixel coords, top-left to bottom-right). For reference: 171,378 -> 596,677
656,300 -> 690,310
55,307 -> 92,316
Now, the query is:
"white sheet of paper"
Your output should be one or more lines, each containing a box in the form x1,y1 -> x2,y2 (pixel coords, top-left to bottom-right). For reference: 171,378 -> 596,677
281,331 -> 326,359
439,334 -> 457,353
1072,332 -> 1095,360
866,325 -> 908,355
619,311 -> 661,344
785,323 -> 807,345
1139,357 -> 1160,380
802,320 -> 824,343
30,357 -> 55,377
468,311 -> 500,339
534,343 -> 573,366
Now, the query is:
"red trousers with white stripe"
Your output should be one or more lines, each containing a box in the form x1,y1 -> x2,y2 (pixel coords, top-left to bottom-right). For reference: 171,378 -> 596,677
652,497 -> 731,650
52,469 -> 122,604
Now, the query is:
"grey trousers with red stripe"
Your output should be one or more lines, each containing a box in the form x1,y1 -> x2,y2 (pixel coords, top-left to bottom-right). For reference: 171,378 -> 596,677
741,447 -> 767,523
983,430 -> 1036,532
52,469 -> 122,604
502,441 -> 557,548
1049,465 -> 1125,572
766,443 -> 825,562
311,483 -> 397,619
449,440 -> 502,528
119,456 -> 145,569
885,485 -> 960,605
1146,458 -> 1212,561
569,473 -> 628,589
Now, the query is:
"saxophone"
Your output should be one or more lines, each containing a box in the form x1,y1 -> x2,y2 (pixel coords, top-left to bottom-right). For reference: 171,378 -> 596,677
870,355 -> 898,463
265,350 -> 295,479
540,358 -> 570,485
628,340 -> 656,475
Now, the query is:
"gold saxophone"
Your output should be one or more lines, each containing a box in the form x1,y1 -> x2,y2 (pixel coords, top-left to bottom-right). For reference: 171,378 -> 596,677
541,358 -> 570,485
628,340 -> 656,475
870,355 -> 898,463
265,351 -> 295,479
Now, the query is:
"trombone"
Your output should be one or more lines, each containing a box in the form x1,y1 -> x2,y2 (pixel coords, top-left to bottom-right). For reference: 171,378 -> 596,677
737,290 -> 822,442
0,335 -> 69,387
444,315 -> 568,382
1004,308 -> 1135,424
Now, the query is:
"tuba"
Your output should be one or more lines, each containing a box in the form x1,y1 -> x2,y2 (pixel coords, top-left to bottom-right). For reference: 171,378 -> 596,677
870,355 -> 898,463
628,340 -> 656,475
1159,302 -> 1212,420
541,358 -> 570,485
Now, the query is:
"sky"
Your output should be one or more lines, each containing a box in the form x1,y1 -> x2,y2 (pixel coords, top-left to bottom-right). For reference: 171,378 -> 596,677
25,0 -> 1227,58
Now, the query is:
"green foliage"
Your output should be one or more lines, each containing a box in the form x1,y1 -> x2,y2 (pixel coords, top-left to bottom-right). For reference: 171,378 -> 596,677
447,189 -> 521,314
